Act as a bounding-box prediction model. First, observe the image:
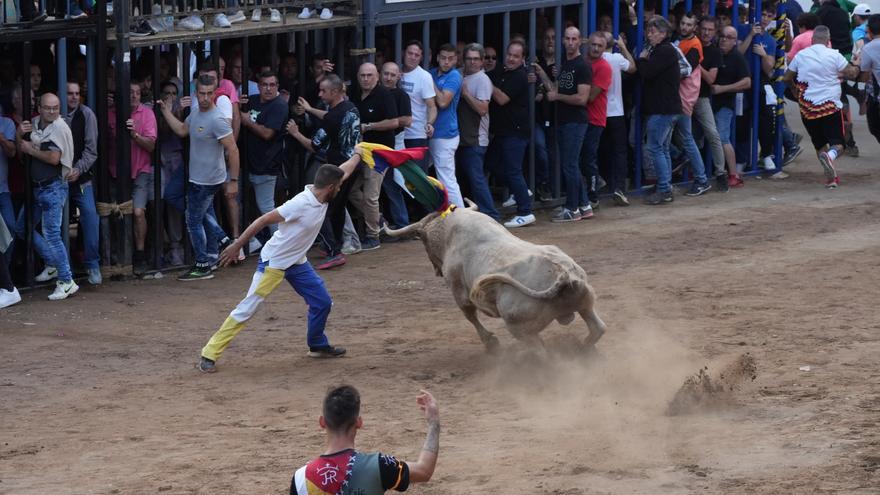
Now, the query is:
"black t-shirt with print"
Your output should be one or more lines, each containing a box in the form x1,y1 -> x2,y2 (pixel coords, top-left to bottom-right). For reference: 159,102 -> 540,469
555,55 -> 592,124
312,100 -> 360,165
699,44 -> 723,98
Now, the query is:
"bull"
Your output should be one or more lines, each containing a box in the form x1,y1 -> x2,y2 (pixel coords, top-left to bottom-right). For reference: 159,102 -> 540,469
384,201 -> 607,353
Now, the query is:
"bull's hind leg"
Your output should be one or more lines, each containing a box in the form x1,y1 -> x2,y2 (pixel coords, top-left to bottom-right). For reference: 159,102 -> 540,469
578,288 -> 607,350
461,304 -> 501,353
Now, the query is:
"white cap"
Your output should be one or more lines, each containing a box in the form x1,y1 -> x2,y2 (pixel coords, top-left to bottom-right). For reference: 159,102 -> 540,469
853,3 -> 872,17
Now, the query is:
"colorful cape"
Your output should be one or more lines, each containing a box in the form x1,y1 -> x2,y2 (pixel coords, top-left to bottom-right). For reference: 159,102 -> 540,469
358,142 -> 451,214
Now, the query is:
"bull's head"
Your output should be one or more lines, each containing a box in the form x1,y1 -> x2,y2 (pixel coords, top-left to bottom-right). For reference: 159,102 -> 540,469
382,199 -> 478,238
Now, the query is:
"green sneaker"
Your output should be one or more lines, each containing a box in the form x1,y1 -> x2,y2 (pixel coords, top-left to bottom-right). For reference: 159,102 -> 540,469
178,265 -> 214,281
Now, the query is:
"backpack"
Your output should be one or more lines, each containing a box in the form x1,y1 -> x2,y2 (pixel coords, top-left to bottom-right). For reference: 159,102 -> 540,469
672,45 -> 693,78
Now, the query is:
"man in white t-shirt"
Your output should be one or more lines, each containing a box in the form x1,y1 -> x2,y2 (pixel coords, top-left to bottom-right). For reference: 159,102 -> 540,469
599,32 -> 637,206
400,40 -> 437,170
785,26 -> 860,188
197,152 -> 364,373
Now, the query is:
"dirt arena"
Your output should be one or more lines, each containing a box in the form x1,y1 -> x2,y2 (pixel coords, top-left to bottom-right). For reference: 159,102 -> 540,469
2,111 -> 879,494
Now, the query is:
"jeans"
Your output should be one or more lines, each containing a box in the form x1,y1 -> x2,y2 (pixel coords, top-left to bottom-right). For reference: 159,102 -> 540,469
579,124 -> 604,204
715,107 -> 735,146
486,135 -> 531,216
69,181 -> 100,270
533,124 -> 554,186
404,138 -> 429,171
16,178 -> 73,282
645,114 -> 676,193
186,182 -> 223,266
693,98 -> 725,176
168,171 -> 226,249
598,116 -> 628,193
672,114 -> 708,185
429,135 -> 464,207
557,122 -> 588,210
381,170 -> 410,228
0,192 -> 16,263
249,173 -> 278,235
456,145 -> 500,220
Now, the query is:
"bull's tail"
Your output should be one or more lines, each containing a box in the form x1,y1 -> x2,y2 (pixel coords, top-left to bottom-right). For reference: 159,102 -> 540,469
469,271 -> 573,305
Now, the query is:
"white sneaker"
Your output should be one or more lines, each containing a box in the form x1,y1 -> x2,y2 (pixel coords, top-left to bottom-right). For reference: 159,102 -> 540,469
0,288 -> 21,309
87,267 -> 103,285
297,7 -> 311,18
213,13 -> 231,27
269,8 -> 281,22
35,266 -> 58,282
48,280 -> 79,301
248,237 -> 262,253
341,243 -> 361,255
503,214 -> 536,229
319,7 -> 332,19
501,189 -> 532,208
151,3 -> 162,16
179,14 -> 204,30
227,10 -> 246,23
762,156 -> 776,171
251,8 -> 261,21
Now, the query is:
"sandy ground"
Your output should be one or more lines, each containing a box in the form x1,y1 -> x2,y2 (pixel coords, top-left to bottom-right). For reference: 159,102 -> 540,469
2,109 -> 879,494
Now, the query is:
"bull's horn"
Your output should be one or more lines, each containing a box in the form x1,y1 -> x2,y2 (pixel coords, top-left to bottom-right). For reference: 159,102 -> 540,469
382,212 -> 440,237
464,198 -> 479,211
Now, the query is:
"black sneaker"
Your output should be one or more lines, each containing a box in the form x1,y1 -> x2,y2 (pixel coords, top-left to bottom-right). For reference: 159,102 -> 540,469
308,345 -> 347,358
536,184 -> 554,202
197,357 -> 217,373
612,189 -> 630,206
782,145 -> 803,166
685,182 -> 712,197
644,190 -> 673,205
178,265 -> 214,281
715,173 -> 729,193
131,19 -> 156,36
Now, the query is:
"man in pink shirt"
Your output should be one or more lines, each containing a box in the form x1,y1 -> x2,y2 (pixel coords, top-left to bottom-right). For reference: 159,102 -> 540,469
109,82 -> 158,272
787,13 -> 822,63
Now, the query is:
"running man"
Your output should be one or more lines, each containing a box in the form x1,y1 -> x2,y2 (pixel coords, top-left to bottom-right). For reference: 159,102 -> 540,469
197,151 -> 364,373
785,26 -> 860,188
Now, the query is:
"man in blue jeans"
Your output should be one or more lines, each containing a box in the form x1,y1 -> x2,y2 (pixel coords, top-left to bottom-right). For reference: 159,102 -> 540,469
159,74 -> 240,281
487,40 -> 535,228
16,93 -> 78,300
535,26 -> 592,223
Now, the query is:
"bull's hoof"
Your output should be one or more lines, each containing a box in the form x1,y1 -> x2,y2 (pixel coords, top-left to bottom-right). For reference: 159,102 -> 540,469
556,313 -> 575,325
484,336 -> 501,355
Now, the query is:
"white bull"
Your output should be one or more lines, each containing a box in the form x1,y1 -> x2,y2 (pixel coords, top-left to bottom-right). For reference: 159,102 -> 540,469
384,201 -> 607,352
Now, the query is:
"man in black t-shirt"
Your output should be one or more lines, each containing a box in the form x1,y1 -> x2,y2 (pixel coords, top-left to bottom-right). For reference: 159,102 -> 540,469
290,386 -> 439,494
350,63 -> 399,250
380,62 -> 413,230
535,26 -> 592,223
287,74 -> 361,269
710,25 -> 752,187
696,16 -> 728,190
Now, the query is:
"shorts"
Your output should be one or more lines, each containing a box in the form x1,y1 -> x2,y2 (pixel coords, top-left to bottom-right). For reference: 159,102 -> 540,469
714,107 -> 735,146
132,171 -> 155,209
802,111 -> 845,151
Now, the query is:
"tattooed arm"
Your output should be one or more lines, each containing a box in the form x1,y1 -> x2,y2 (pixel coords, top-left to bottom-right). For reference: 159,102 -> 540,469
407,390 -> 440,483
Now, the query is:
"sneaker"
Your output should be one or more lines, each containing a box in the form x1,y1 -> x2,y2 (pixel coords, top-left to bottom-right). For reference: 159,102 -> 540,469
227,10 -> 246,23
341,242 -> 361,255
67,5 -> 87,18
818,151 -> 838,183
762,156 -> 776,171
685,181 -> 712,197
0,288 -> 22,309
579,205 -> 594,219
251,8 -> 261,21
308,345 -> 347,358
612,189 -> 630,206
269,8 -> 281,22
197,357 -> 217,373
502,189 -> 532,208
769,171 -> 790,180
551,208 -> 582,223
503,214 -> 536,228
48,280 -> 79,301
319,7 -> 332,19
297,7 -> 312,18
536,184 -> 553,202
825,176 -> 841,189
644,190 -> 674,205
131,19 -> 157,36
87,267 -> 103,285
715,173 -> 730,193
596,175 -> 607,192
213,13 -> 231,27
178,265 -> 214,281
589,201 -> 599,210
782,145 -> 803,166
361,238 -> 381,251
248,237 -> 262,254
793,132 -> 803,147
845,144 -> 859,157
316,253 -> 346,270
35,266 -> 58,282
179,14 -> 204,30
728,174 -> 744,188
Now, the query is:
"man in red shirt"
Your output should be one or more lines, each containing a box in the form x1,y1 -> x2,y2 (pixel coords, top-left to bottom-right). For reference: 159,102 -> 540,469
581,32 -> 612,208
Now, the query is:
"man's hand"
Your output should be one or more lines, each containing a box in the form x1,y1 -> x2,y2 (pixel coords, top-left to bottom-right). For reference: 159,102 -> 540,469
218,238 -> 242,268
155,98 -> 167,111
286,119 -> 301,137
239,95 -> 249,107
639,48 -> 651,59
710,84 -> 722,95
224,180 -> 238,200
18,139 -> 34,155
19,120 -> 33,136
180,95 -> 192,108
425,122 -> 434,138
293,103 -> 306,116
126,118 -> 136,134
67,168 -> 81,182
297,96 -> 313,113
617,34 -> 627,49
322,59 -> 335,73
417,390 -> 439,424
752,43 -> 767,57
107,93 -> 115,108
751,24 -> 762,37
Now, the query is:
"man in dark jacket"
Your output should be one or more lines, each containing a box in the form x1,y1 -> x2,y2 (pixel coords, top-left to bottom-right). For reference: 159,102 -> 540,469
637,16 -> 681,205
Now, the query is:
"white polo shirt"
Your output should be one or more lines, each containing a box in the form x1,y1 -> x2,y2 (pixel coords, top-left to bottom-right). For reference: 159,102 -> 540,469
260,185 -> 328,269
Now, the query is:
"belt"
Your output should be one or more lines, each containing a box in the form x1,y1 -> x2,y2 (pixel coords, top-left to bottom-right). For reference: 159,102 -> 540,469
33,176 -> 61,188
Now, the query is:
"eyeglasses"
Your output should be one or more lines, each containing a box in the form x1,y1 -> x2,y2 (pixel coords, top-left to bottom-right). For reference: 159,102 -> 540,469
260,82 -> 278,88
484,55 -> 497,60
41,106 -> 59,112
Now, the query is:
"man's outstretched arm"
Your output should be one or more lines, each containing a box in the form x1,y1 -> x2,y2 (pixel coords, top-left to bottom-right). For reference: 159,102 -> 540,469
218,209 -> 284,266
406,390 -> 440,483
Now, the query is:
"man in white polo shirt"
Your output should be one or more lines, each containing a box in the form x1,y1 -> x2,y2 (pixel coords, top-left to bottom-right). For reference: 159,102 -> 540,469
400,40 -> 437,170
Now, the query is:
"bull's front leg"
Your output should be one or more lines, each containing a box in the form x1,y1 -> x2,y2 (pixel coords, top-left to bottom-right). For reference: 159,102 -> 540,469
578,289 -> 607,350
460,304 -> 501,353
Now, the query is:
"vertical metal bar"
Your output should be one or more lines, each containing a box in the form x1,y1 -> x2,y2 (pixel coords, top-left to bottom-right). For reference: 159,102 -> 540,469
503,12 -> 510,54
686,0 -> 693,13
182,41 -> 193,264
528,9 -> 536,193
477,14 -> 484,45
115,0 -> 133,268
773,3 -> 786,167
662,0 -> 669,18
710,0 -> 716,16
731,0 -> 739,167
57,39 -> 70,255
297,32 -> 306,96
588,0 -> 596,34
22,42 -> 35,287
271,33 -> 278,73
634,0 -> 645,190
152,47 -> 163,271
450,17 -> 457,46
751,0 -> 761,171
422,20 -> 430,69
366,22 -> 377,64
553,6 -> 562,197
95,0 -> 110,267
241,35 -> 251,255
87,39 -> 97,108
335,28 -> 346,81
613,0 -> 620,39
394,23 -> 402,65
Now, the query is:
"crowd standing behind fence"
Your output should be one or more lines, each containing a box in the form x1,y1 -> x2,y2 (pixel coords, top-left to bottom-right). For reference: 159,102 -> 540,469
1,0 -> 879,310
